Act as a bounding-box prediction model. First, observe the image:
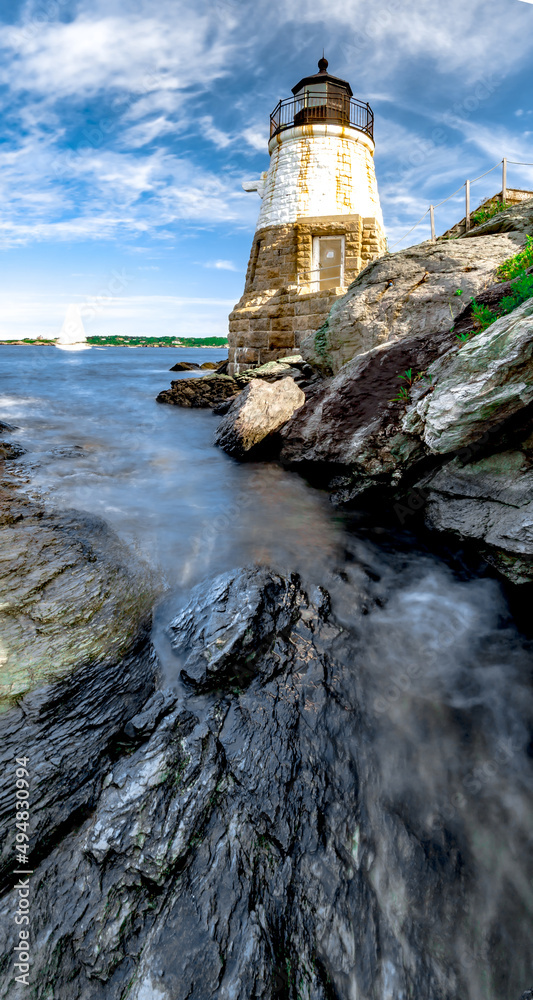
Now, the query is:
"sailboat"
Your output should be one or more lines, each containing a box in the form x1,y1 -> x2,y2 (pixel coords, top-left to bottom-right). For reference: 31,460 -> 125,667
56,304 -> 91,351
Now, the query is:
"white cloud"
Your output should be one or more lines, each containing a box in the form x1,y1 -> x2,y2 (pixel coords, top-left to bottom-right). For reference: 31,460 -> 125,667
242,126 -> 269,152
199,116 -> 233,149
204,259 -> 240,271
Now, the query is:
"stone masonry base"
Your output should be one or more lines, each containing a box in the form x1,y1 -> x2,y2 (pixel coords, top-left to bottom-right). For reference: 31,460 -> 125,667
228,215 -> 386,374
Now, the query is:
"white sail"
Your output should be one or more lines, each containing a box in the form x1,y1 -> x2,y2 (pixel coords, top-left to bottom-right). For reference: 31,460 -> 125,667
56,304 -> 91,351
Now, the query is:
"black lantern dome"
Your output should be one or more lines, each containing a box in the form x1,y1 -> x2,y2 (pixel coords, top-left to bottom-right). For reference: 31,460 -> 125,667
269,58 -> 373,140
291,57 -> 353,99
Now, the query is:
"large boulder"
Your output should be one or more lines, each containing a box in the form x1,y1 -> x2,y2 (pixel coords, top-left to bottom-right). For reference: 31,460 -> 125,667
0,488 -> 156,708
403,297 -> 533,454
215,376 -> 305,459
419,448 -> 533,584
279,325 -> 456,496
301,231 -> 525,375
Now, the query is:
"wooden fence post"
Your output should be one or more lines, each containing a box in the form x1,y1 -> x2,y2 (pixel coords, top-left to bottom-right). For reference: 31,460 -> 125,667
430,205 -> 435,242
465,180 -> 470,232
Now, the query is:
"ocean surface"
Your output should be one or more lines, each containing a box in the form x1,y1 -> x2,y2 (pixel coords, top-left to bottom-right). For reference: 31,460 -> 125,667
1,345 -> 533,996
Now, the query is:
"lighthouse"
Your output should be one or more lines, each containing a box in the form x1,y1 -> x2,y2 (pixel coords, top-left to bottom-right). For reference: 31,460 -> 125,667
228,57 -> 386,374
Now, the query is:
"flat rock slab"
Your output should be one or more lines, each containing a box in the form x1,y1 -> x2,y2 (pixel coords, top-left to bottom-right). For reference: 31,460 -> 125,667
215,377 -> 305,459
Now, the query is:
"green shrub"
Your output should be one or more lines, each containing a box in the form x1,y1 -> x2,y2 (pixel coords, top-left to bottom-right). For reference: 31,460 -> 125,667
471,200 -> 511,227
496,235 -> 533,282
471,301 -> 497,332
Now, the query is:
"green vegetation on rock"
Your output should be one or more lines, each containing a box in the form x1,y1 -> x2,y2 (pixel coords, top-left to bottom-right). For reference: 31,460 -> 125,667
471,200 -> 512,227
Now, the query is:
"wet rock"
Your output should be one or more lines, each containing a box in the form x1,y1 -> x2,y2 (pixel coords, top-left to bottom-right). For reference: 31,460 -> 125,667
403,298 -> 533,454
418,447 -> 533,584
199,361 -> 220,370
169,361 -> 200,371
279,327 -> 456,497
0,441 -> 25,460
166,566 -> 300,689
157,358 -> 311,410
156,373 -> 240,408
0,488 -> 157,707
301,232 -> 525,375
0,629 -> 157,889
212,394 -> 239,415
0,421 -> 17,434
215,377 -> 305,460
0,565 -> 529,999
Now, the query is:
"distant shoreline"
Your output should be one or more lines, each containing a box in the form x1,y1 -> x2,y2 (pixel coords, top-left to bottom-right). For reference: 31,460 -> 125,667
0,340 -> 229,349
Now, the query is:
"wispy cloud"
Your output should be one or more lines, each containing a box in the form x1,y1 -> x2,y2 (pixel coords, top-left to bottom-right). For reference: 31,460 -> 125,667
204,259 -> 240,271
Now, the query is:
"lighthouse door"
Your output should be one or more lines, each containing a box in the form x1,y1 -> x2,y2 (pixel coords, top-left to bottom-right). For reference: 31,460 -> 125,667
312,236 -> 344,291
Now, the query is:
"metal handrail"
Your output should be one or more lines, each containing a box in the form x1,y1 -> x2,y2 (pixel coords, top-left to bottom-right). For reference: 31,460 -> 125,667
270,92 -> 373,140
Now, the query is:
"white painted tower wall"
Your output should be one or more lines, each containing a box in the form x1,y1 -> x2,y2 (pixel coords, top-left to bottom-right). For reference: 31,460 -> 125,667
256,123 -> 384,230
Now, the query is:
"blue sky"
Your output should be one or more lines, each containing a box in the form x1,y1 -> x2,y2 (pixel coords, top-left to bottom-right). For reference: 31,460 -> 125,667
0,0 -> 532,340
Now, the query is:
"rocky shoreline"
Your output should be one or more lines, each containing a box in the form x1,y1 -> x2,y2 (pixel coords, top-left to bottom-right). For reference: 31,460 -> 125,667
165,199 -> 533,588
1,202 -> 532,1000
1,556 -> 532,999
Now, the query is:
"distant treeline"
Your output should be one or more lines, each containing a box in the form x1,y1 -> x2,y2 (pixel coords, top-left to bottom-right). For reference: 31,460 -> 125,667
86,336 -> 228,347
1,336 -> 228,347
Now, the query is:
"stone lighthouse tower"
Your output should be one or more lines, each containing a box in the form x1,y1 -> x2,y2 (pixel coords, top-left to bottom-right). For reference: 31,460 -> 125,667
228,57 -> 386,374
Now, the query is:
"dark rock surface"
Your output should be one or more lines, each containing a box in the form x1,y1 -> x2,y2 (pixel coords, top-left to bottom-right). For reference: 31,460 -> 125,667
169,361 -> 200,372
0,422 -> 17,434
0,486 -> 157,707
157,357 -> 316,410
0,564 -> 531,999
0,441 -> 25,460
156,373 -> 240,408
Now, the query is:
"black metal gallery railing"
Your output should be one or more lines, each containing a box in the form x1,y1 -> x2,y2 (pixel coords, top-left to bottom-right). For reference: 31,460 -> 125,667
270,92 -> 373,140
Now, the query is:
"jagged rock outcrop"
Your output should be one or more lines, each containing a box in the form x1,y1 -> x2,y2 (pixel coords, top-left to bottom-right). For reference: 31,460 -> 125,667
1,564 -> 530,999
156,373 -> 240,408
301,230 -> 525,376
215,377 -> 305,459
0,487 -> 156,707
157,356 -> 316,410
403,297 -> 533,454
275,201 -> 533,582
418,448 -> 533,584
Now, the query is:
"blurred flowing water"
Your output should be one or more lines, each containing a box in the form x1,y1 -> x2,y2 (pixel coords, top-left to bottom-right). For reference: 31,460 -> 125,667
1,345 -> 532,998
